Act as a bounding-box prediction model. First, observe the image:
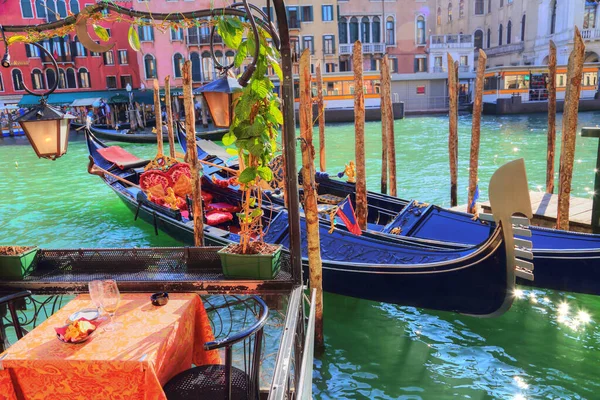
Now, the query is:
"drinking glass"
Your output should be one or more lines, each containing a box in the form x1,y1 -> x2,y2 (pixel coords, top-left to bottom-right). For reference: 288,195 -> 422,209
88,280 -> 104,314
100,280 -> 122,331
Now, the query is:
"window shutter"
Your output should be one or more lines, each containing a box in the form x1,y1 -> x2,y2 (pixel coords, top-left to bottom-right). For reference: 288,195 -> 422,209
25,44 -> 31,58
332,35 -> 336,54
69,41 -> 77,58
414,58 -> 419,73
423,58 -> 428,71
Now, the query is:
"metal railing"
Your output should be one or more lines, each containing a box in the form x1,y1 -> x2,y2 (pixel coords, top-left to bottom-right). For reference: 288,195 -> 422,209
459,65 -> 471,72
433,66 -> 445,73
484,42 -> 525,56
404,95 -> 449,113
339,42 -> 385,55
429,34 -> 474,48
187,34 -> 223,46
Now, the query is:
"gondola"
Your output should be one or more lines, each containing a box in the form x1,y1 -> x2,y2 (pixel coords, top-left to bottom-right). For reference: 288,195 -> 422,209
176,123 -> 600,296
89,123 -> 227,144
86,128 -> 532,317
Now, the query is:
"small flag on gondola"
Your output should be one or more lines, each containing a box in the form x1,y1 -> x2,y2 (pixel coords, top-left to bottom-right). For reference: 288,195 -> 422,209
470,184 -> 480,210
336,196 -> 362,236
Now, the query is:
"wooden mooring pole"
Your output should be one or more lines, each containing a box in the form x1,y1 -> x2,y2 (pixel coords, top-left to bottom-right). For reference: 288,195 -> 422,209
153,79 -> 164,156
448,53 -> 459,208
299,49 -> 324,347
557,28 -> 586,231
183,60 -> 204,246
546,40 -> 557,194
164,75 -> 176,158
386,70 -> 397,197
316,64 -> 326,172
380,56 -> 389,194
353,41 -> 367,230
467,49 -> 487,214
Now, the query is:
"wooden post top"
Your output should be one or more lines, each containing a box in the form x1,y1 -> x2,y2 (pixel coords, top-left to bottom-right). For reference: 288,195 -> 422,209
581,127 -> 600,138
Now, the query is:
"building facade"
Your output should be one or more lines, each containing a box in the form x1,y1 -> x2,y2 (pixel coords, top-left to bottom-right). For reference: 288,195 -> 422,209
0,0 -> 141,104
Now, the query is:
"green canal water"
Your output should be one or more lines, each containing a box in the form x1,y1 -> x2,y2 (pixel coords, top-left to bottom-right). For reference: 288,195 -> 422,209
2,112 -> 600,398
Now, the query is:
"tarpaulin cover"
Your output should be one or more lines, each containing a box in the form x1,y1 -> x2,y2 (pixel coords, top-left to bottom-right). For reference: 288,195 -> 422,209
97,146 -> 148,170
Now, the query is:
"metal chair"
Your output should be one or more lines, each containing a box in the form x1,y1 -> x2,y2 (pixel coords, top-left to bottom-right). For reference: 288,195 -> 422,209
0,291 -> 32,352
163,296 -> 269,400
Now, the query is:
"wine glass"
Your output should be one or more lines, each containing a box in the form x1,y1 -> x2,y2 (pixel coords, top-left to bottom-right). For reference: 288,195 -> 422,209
88,280 -> 104,315
100,280 -> 122,331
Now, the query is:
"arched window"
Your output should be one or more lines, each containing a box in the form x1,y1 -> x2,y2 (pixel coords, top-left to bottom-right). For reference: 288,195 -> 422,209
475,0 -> 484,15
459,0 -> 465,18
521,15 -> 526,42
349,17 -> 359,43
58,69 -> 67,89
35,0 -> 45,18
215,50 -> 224,66
448,2 -> 452,22
507,20 -> 512,44
550,0 -> 557,34
20,0 -> 33,18
201,51 -> 214,81
46,0 -> 57,22
361,17 -> 370,43
584,2 -> 597,29
498,24 -> 503,46
46,69 -> 56,89
66,68 -> 76,88
474,29 -> 483,49
372,17 -> 381,43
386,17 -> 395,45
487,28 -> 491,48
173,53 -> 183,78
57,0 -> 67,18
78,68 -> 90,88
225,50 -> 235,67
70,0 -> 79,14
339,17 -> 348,43
416,16 -> 426,45
74,36 -> 87,56
12,69 -> 24,91
190,52 -> 201,82
437,7 -> 442,26
144,54 -> 157,79
31,69 -> 45,90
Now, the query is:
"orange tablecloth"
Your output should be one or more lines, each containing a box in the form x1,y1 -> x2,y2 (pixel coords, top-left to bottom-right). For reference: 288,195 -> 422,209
0,293 -> 220,400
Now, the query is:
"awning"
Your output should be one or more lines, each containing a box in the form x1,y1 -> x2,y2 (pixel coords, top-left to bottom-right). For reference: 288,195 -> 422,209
71,97 -> 102,107
110,94 -> 129,104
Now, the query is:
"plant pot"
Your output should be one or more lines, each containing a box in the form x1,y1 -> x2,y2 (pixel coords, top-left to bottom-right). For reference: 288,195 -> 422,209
218,244 -> 283,280
0,247 -> 39,280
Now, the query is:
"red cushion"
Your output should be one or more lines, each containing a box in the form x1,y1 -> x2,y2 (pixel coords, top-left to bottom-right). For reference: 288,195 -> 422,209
206,211 -> 234,225
206,202 -> 241,213
167,163 -> 192,182
201,191 -> 213,203
139,170 -> 173,191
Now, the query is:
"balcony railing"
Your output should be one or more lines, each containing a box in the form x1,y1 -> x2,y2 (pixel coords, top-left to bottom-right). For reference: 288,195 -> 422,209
187,34 -> 223,46
429,34 -> 474,49
41,53 -> 74,63
484,42 -> 525,56
459,65 -> 470,72
339,42 -> 385,55
433,66 -> 445,73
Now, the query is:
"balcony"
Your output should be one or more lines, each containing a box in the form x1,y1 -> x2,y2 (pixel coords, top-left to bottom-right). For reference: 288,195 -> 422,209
339,42 -> 385,55
429,34 -> 474,49
187,34 -> 223,46
433,66 -> 445,73
484,42 -> 525,57
41,53 -> 74,64
432,65 -> 470,74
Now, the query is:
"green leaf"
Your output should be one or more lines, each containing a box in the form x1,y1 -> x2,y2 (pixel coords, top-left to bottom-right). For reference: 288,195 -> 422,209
128,26 -> 141,52
225,147 -> 239,156
250,208 -> 263,218
269,102 -> 283,125
222,131 -> 237,146
257,166 -> 273,181
238,167 -> 257,184
248,138 -> 264,157
249,198 -> 256,207
250,79 -> 269,98
218,18 -> 244,49
270,59 -> 283,81
93,25 -> 110,42
234,42 -> 247,68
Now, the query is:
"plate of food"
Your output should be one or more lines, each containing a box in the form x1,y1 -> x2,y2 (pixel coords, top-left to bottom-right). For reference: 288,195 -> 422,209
55,318 -> 101,344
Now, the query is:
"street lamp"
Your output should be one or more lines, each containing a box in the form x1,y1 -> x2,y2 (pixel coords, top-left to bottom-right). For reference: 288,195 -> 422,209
194,75 -> 241,128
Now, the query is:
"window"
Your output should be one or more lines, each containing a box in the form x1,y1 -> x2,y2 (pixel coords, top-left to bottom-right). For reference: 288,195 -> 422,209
190,52 -> 201,82
90,42 -> 101,57
499,24 -> 503,46
25,43 -> 41,58
350,17 -> 359,42
170,27 -> 184,41
66,68 -> 76,88
550,0 -> 557,34
21,0 -> 33,18
301,6 -> 313,22
287,7 -> 300,29
323,35 -> 335,55
460,55 -> 468,66
521,15 -> 526,41
58,69 -> 67,89
556,73 -> 566,87
46,69 -> 56,89
504,75 -> 528,89
474,0 -> 484,15
262,7 -> 274,20
144,54 -> 157,79
488,0 -> 491,13
70,0 -> 79,14
390,57 -> 398,73
103,50 -> 115,66
173,53 -> 183,78
416,16 -> 426,45
202,51 -> 214,81
73,37 -> 86,56
290,36 -> 300,60
118,50 -> 128,65
46,0 -> 57,22
187,27 -> 198,44
487,28 -> 491,48
448,2 -> 452,22
459,0 -> 465,18
322,5 -> 333,22
434,56 -> 443,70
12,70 -> 24,91
484,76 -> 498,90
106,76 -> 117,89
414,57 -> 427,72
437,7 -> 442,26
78,68 -> 90,88
339,18 -> 348,43
386,17 -> 395,45
506,20 -> 512,44
372,17 -> 381,43
474,29 -> 483,49
584,4 -> 597,29
361,17 -> 370,43
325,63 -> 336,73
303,36 -> 314,54
57,0 -> 67,17
120,75 -> 132,89
31,69 -> 45,90
35,0 -> 45,18
138,21 -> 154,42
584,72 -> 598,87
339,59 -> 350,72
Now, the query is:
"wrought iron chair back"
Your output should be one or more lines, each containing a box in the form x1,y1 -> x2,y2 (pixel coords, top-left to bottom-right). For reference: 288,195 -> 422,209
0,291 -> 32,352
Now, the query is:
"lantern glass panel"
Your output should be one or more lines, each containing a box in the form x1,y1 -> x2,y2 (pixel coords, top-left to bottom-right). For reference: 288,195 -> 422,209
204,92 -> 230,128
21,120 -> 61,157
59,119 -> 70,154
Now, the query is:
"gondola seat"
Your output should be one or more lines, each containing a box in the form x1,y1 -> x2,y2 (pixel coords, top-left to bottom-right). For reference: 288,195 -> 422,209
206,202 -> 241,213
205,211 -> 234,226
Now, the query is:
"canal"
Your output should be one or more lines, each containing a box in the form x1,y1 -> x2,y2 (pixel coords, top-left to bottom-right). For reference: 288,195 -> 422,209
1,112 -> 600,398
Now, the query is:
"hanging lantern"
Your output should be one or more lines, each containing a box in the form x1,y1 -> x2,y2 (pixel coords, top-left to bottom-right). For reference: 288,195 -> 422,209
16,99 -> 75,160
194,75 -> 241,128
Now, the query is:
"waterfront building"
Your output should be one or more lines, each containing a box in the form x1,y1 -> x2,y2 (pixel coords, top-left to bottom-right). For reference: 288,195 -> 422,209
0,0 -> 141,106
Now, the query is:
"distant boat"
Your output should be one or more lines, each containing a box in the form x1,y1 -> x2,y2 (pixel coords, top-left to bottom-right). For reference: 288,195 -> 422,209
89,123 -> 227,144
1,124 -> 25,137
86,128 -> 531,317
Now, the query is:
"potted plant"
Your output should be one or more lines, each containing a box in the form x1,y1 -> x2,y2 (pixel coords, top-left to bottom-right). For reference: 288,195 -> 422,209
0,246 -> 39,280
215,16 -> 284,280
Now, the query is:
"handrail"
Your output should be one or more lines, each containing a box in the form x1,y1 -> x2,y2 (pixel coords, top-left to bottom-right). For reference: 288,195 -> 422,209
0,290 -> 32,305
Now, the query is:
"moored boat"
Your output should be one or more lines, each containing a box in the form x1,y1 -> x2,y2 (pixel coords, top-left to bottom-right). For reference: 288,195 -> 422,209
90,123 -> 227,143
